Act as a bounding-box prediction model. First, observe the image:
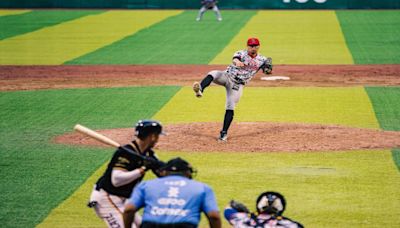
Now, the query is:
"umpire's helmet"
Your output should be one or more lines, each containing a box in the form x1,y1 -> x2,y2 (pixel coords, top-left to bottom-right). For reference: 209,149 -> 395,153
161,157 -> 197,178
256,191 -> 286,216
135,120 -> 164,139
162,157 -> 194,173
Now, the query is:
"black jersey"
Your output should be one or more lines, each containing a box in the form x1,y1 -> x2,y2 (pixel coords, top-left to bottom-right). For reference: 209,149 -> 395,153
96,141 -> 159,198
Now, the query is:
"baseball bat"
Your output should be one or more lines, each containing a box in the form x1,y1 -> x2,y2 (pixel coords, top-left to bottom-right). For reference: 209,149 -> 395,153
73,124 -> 155,163
74,124 -> 121,148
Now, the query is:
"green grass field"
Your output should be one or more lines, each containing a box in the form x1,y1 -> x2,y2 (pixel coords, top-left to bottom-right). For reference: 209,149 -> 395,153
0,10 -> 103,40
0,9 -> 399,228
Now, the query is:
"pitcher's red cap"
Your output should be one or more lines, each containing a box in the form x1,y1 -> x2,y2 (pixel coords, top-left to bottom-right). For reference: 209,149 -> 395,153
247,37 -> 260,46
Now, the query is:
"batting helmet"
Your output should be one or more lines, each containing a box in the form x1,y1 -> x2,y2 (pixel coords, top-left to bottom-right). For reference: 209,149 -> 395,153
135,120 -> 164,139
256,191 -> 286,216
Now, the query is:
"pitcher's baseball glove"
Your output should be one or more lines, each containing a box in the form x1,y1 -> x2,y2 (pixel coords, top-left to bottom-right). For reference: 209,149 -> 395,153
261,57 -> 273,74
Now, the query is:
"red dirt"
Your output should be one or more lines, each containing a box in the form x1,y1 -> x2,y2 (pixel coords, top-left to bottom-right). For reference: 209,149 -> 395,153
4,64 -> 400,152
1,64 -> 400,91
54,122 -> 400,152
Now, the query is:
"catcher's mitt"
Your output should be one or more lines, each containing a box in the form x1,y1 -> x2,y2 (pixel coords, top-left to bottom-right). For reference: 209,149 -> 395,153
261,57 -> 273,74
230,200 -> 250,213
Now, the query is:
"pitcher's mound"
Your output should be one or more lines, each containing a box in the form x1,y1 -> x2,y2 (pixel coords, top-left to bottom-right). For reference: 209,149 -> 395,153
54,122 -> 400,153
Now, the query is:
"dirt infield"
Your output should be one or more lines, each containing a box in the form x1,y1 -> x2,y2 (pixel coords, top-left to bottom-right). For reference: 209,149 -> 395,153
55,122 -> 400,152
1,64 -> 400,91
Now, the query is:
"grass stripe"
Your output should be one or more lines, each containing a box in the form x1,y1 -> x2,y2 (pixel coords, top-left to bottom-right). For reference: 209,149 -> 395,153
0,10 -> 30,17
393,149 -> 400,172
336,10 -> 400,64
154,87 -> 380,129
365,87 -> 400,171
0,10 -> 181,65
0,10 -> 103,40
365,87 -> 400,131
36,162 -> 108,228
210,10 -> 353,65
0,86 -> 180,227
67,10 -> 256,64
37,150 -> 400,228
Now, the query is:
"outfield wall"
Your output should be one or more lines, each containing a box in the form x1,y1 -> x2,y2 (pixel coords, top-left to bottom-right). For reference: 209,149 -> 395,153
1,0 -> 399,9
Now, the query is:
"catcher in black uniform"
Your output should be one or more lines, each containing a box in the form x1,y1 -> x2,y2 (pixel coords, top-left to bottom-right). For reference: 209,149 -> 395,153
88,120 -> 165,228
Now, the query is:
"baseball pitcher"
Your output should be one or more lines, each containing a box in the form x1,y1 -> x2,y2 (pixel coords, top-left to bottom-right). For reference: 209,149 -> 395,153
193,37 -> 272,141
196,0 -> 222,21
88,120 -> 165,228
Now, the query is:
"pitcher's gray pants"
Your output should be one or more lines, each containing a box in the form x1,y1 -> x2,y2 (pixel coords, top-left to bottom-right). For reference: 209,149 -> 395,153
208,70 -> 243,110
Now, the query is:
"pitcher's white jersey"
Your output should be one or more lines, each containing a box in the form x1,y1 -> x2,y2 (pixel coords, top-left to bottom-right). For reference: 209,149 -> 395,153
226,50 -> 268,84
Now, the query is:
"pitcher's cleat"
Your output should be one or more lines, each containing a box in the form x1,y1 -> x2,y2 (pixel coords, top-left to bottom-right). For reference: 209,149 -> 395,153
218,131 -> 228,141
193,82 -> 203,98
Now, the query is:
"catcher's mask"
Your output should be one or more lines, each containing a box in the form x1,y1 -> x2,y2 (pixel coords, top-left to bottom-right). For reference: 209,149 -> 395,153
256,191 -> 286,216
162,157 -> 197,178
135,120 -> 165,139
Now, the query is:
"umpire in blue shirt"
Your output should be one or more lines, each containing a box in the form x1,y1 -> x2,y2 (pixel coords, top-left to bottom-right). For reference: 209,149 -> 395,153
123,157 -> 221,228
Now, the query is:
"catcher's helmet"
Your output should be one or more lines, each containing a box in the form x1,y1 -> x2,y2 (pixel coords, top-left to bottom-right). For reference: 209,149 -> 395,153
135,120 -> 164,139
256,191 -> 286,216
